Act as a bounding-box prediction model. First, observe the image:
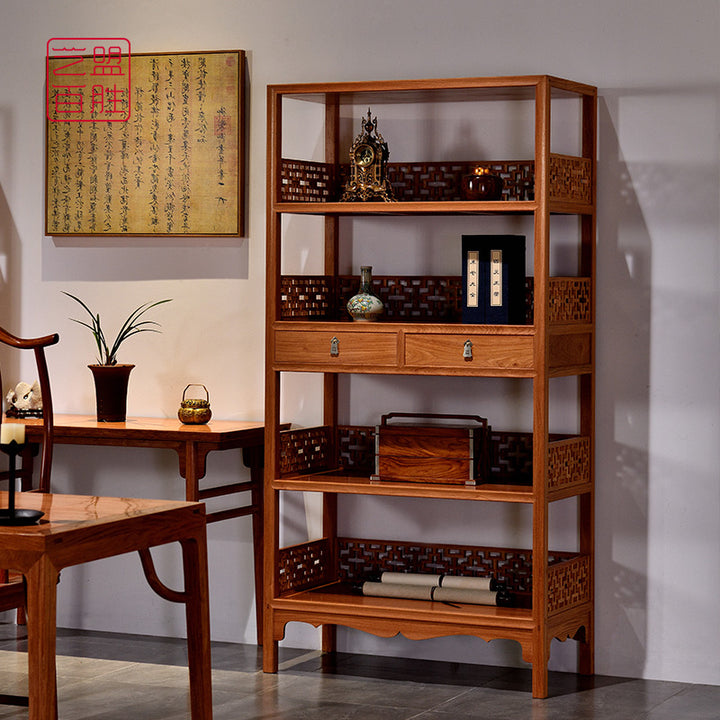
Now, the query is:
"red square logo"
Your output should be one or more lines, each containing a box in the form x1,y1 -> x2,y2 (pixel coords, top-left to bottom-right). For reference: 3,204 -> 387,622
47,38 -> 131,122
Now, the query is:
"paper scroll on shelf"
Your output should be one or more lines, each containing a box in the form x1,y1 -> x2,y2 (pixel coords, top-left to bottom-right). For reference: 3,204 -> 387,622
379,571 -> 495,591
360,571 -> 507,606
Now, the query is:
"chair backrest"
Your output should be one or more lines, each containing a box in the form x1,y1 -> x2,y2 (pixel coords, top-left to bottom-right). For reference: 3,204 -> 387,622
0,327 -> 59,492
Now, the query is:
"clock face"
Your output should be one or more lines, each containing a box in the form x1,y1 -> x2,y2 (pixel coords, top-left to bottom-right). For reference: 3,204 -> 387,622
354,143 -> 375,167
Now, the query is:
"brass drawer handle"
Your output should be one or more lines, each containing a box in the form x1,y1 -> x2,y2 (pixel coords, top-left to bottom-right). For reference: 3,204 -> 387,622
463,339 -> 473,361
330,336 -> 339,357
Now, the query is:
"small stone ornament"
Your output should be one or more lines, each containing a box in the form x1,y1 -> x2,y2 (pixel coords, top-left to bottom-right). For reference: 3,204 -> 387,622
5,380 -> 43,418
178,384 -> 212,425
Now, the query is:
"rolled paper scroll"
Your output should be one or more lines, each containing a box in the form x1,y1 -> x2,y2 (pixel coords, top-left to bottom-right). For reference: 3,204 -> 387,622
361,582 -> 433,601
431,587 -> 498,606
439,575 -> 494,591
380,572 -> 443,587
379,571 -> 495,591
361,581 -> 512,607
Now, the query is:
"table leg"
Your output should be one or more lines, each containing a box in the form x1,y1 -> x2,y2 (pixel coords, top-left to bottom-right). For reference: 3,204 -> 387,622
180,531 -> 213,720
183,441 -> 201,502
25,555 -> 59,720
249,464 -> 264,645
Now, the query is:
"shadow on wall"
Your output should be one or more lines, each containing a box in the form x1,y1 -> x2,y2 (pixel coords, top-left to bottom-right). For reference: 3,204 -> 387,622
595,91 -> 651,679
42,233 -> 250,282
0,181 -> 23,388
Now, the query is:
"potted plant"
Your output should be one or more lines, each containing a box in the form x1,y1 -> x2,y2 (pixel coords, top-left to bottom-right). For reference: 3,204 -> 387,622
64,293 -> 172,422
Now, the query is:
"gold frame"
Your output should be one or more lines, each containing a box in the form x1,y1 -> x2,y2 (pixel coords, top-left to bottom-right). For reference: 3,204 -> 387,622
46,50 -> 245,237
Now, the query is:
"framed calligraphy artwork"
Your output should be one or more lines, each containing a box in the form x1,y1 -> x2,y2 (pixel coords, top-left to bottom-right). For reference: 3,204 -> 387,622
46,50 -> 245,236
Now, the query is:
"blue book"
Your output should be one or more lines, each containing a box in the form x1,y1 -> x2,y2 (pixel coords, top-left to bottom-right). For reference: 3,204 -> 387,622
461,235 -> 526,324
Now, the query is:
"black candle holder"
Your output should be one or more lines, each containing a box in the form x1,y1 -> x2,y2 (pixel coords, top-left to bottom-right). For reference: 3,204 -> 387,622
0,439 -> 44,526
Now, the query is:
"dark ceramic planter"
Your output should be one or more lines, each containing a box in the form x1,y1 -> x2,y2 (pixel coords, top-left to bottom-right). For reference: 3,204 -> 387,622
88,364 -> 134,422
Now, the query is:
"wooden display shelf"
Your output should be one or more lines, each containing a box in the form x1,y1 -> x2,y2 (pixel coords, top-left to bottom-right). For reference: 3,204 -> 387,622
271,582 -> 535,639
269,586 -> 593,669
272,200 -> 593,216
273,536 -> 591,635
272,74 -> 592,104
276,154 -> 591,209
272,200 -> 538,214
278,275 -> 592,329
273,471 -> 590,504
265,74 -> 597,698
273,470 -> 535,503
276,426 -> 592,502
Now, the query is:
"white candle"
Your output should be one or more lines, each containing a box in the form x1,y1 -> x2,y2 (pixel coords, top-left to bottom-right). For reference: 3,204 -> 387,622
0,423 -> 25,445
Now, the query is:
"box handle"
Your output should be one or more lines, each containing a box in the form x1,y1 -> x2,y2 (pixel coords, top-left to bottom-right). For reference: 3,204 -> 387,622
380,412 -> 487,428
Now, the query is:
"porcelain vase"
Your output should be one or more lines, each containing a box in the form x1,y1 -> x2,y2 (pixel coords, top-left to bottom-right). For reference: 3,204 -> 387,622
347,266 -> 384,322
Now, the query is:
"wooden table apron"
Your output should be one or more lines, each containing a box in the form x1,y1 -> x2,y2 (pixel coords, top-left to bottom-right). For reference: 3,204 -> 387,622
0,493 -> 213,720
12,415 -> 266,517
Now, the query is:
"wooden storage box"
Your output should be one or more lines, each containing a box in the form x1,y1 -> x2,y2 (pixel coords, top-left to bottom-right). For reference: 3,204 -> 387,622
371,413 -> 489,485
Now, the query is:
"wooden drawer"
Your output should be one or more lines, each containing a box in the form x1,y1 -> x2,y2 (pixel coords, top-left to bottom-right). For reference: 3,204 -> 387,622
404,333 -> 534,372
274,329 -> 398,368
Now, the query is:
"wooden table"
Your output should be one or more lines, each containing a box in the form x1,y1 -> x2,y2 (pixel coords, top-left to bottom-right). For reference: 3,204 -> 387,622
0,491 -> 212,720
10,415 -> 266,640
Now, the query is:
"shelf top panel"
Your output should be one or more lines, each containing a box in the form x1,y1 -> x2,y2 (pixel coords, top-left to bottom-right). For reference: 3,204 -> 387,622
272,320 -> 536,335
271,201 -> 593,216
269,75 -> 597,105
274,585 -> 535,627
274,473 -> 535,503
272,200 -> 536,215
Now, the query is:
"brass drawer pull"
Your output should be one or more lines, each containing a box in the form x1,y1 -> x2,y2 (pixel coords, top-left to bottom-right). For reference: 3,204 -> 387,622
330,336 -> 339,357
463,339 -> 473,361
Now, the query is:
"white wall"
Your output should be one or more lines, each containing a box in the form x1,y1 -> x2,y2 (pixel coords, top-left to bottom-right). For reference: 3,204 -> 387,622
0,0 -> 718,686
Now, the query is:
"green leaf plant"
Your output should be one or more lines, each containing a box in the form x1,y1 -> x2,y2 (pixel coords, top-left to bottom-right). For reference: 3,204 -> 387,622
63,292 -> 172,366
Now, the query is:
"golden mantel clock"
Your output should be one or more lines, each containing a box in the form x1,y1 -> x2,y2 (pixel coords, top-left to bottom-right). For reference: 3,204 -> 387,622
341,109 -> 395,202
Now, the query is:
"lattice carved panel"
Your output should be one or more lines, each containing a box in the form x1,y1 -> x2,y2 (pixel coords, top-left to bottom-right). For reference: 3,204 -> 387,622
337,275 -> 463,322
280,276 -> 335,320
525,278 -> 591,324
548,155 -> 592,204
280,160 -> 334,202
547,555 -> 591,614
277,536 -> 589,608
548,437 -> 591,490
279,156 -> 589,205
338,425 -> 376,473
279,275 -> 589,325
337,538 -> 542,593
549,278 -> 591,323
490,431 -> 534,484
278,538 -> 335,594
279,426 -> 332,476
283,159 -> 534,202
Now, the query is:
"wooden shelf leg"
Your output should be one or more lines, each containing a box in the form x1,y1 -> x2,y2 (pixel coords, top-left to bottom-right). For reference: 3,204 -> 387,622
262,634 -> 279,673
249,463 -> 264,646
321,624 -> 336,654
531,632 -> 550,699
532,662 -> 549,699
578,619 -> 595,675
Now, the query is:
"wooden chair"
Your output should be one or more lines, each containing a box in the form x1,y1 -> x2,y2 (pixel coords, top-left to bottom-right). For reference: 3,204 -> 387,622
0,326 -> 59,707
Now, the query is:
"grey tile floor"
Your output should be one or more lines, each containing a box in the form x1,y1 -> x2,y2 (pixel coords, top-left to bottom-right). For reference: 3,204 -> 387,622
0,624 -> 718,719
